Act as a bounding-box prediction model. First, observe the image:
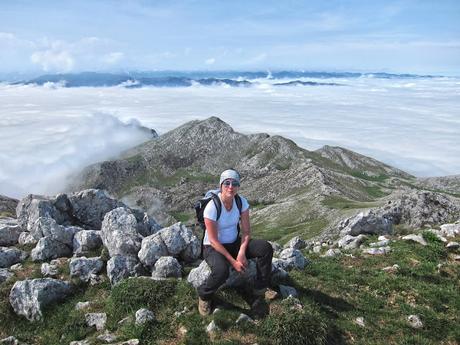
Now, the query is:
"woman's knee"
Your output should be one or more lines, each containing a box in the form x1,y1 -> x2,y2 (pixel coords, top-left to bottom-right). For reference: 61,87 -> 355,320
210,266 -> 230,284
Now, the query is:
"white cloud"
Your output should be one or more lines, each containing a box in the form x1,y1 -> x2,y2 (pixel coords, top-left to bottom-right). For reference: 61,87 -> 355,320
30,49 -> 75,72
205,58 -> 216,65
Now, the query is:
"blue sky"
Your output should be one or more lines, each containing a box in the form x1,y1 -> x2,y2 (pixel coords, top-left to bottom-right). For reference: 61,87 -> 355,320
0,0 -> 459,75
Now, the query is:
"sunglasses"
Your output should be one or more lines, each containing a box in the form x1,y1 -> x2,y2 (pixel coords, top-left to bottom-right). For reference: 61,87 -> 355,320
222,180 -> 240,187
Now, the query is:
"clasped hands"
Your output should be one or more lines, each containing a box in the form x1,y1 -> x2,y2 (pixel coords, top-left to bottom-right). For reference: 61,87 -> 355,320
232,252 -> 248,273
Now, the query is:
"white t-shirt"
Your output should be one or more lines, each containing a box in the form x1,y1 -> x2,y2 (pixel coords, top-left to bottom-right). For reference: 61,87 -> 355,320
203,193 -> 250,245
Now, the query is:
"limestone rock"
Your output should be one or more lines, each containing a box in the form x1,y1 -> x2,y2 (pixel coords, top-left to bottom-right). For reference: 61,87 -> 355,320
31,237 -> 72,261
206,320 -> 219,334
0,218 -> 22,246
151,256 -> 182,279
85,312 -> 107,331
322,248 -> 341,257
73,230 -> 102,256
69,257 -> 104,282
284,236 -> 305,250
40,263 -> 59,277
407,314 -> 423,329
158,222 -> 200,262
75,301 -> 91,310
0,336 -> 28,345
402,234 -> 427,246
9,278 -> 72,321
0,247 -> 28,268
97,331 -> 118,343
269,241 -> 282,256
18,232 -> 36,245
107,255 -> 143,285
354,317 -> 365,328
68,189 -> 124,229
138,233 -> 168,268
132,209 -> 161,237
338,234 -> 367,250
339,210 -> 393,237
0,268 -> 14,284
236,313 -> 254,324
446,241 -> 459,249
16,194 -> 67,232
278,248 -> 307,270
135,308 -> 155,325
440,223 -> 460,238
363,246 -> 391,255
30,217 -> 77,245
369,239 -> 390,247
101,207 -> 142,257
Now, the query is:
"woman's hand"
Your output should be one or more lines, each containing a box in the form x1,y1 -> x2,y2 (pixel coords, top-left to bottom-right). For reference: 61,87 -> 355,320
237,251 -> 248,269
232,259 -> 246,273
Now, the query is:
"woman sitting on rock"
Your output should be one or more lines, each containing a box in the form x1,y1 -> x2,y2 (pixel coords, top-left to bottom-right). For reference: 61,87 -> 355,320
197,169 -> 277,316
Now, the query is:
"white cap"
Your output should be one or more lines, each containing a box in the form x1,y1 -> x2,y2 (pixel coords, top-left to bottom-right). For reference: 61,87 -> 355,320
219,169 -> 240,185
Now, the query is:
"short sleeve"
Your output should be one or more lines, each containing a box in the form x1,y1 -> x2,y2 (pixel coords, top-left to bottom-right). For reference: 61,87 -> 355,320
203,199 -> 218,221
240,196 -> 250,213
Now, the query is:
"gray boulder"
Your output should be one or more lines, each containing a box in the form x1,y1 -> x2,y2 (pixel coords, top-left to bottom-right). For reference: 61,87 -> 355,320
85,312 -> 107,331
0,268 -> 14,284
0,218 -> 22,246
31,237 -> 72,261
339,210 -> 393,236
135,308 -> 155,325
101,207 -> 142,257
18,232 -> 36,245
322,248 -> 341,257
9,278 -> 72,321
73,230 -> 102,256
107,255 -> 143,285
402,234 -> 427,246
278,248 -> 307,270
31,217 -> 78,245
363,246 -> 391,255
338,234 -> 367,250
407,314 -> 423,329
440,223 -> 460,238
69,257 -> 104,282
132,209 -> 161,237
187,259 -> 257,289
284,236 -> 305,250
155,223 -> 201,262
68,189 -> 124,229
151,256 -> 182,279
138,233 -> 169,268
40,263 -> 59,277
0,247 -> 28,268
16,195 -> 67,232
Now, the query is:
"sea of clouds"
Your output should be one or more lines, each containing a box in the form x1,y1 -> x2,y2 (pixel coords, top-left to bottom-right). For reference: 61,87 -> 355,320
1,76 -> 459,198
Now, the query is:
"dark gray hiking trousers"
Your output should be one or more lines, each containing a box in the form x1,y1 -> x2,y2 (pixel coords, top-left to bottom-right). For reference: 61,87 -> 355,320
197,238 -> 273,301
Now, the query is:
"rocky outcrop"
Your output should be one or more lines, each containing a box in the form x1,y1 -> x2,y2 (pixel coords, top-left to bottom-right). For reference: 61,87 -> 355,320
9,278 -> 72,321
0,218 -> 22,246
339,210 -> 393,237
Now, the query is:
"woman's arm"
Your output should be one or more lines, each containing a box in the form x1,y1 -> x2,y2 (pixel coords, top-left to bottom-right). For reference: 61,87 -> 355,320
204,217 -> 246,272
237,209 -> 251,268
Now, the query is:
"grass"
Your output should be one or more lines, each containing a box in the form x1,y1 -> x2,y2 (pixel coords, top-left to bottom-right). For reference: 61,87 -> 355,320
0,211 -> 15,218
321,196 -> 378,210
349,171 -> 389,182
0,233 -> 458,345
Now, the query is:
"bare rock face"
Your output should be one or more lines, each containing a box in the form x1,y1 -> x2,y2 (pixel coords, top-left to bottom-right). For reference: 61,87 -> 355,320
72,230 -> 102,256
339,210 -> 393,237
107,255 -> 144,285
0,247 -> 28,268
69,257 -> 104,282
68,189 -> 124,229
138,233 -> 168,268
151,256 -> 182,279
0,195 -> 18,217
101,207 -> 142,257
0,218 -> 22,246
31,237 -> 72,262
277,248 -> 307,270
9,278 -> 72,321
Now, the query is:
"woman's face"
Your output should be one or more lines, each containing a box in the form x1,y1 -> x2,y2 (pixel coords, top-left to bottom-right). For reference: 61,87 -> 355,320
220,178 -> 240,198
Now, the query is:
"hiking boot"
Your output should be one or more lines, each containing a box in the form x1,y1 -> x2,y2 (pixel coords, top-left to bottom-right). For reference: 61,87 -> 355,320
198,297 -> 212,316
253,287 -> 279,301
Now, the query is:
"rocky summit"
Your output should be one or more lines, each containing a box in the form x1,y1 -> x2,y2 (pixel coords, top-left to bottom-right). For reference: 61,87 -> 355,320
72,116 -> 460,244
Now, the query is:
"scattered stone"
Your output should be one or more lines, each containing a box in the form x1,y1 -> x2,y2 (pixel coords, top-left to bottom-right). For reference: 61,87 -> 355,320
69,340 -> 90,345
41,263 -> 59,277
407,314 -> 423,329
97,331 -> 118,343
101,207 -> 142,257
312,245 -> 322,253
114,340 -> 139,345
338,234 -> 367,250
354,317 -> 365,327
31,237 -> 72,261
9,278 -> 72,321
440,223 -> 460,238
269,241 -> 282,256
0,247 -> 28,268
453,255 -> 460,261
446,242 -> 459,249
402,234 -> 427,246
89,274 -> 106,286
236,313 -> 254,324
69,257 -> 104,282
206,320 -> 219,334
85,312 -> 107,331
135,308 -> 155,325
73,230 -> 102,256
279,284 -> 298,298
0,336 -> 26,345
322,248 -> 341,257
75,301 -> 91,310
0,268 -> 14,284
9,263 -> 23,271
284,236 -> 305,250
382,264 -> 400,273
369,239 -> 390,247
151,256 -> 182,279
174,306 -> 189,317
0,218 -> 22,246
363,246 -> 391,255
107,255 -> 143,285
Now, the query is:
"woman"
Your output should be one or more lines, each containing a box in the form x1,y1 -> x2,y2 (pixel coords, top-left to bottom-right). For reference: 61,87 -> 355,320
197,169 -> 277,316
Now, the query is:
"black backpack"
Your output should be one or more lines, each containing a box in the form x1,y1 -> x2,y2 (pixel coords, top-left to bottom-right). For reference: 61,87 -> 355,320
194,189 -> 243,257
